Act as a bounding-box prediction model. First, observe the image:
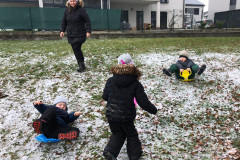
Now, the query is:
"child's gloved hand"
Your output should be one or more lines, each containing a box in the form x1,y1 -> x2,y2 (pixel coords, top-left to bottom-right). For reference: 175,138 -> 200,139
180,69 -> 184,72
187,68 -> 191,71
33,100 -> 43,105
74,112 -> 82,116
100,99 -> 105,106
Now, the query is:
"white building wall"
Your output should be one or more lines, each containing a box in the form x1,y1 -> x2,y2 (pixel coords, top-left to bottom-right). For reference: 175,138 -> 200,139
208,0 -> 230,20
161,0 -> 184,28
236,0 -> 240,9
111,0 -> 184,29
111,3 -> 153,29
185,6 -> 204,22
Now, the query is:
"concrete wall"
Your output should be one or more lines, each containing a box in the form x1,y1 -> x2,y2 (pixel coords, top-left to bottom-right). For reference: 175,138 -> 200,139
208,0 -> 230,20
1,30 -> 240,40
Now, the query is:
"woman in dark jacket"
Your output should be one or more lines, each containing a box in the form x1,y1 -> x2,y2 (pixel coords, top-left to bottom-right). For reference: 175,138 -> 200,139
60,0 -> 91,72
102,54 -> 158,160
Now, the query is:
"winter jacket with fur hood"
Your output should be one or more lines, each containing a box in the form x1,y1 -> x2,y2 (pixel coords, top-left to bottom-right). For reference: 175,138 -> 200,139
102,64 -> 157,122
60,3 -> 91,38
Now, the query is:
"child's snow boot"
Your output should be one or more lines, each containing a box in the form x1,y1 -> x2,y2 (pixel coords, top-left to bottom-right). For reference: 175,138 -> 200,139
32,119 -> 45,134
162,68 -> 172,77
197,64 -> 206,75
103,149 -> 116,160
58,128 -> 79,140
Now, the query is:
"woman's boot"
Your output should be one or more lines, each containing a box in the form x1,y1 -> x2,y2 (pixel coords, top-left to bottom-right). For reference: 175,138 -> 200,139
77,61 -> 86,72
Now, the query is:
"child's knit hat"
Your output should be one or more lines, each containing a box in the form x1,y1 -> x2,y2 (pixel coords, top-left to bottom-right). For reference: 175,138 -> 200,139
54,96 -> 67,105
118,54 -> 134,65
179,50 -> 189,59
54,96 -> 68,110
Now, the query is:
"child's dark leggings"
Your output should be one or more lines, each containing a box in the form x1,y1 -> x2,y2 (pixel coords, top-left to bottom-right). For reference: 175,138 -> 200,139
104,121 -> 143,160
40,108 -> 79,139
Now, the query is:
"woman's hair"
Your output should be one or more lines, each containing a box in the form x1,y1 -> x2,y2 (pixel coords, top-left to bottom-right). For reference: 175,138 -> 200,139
66,0 -> 84,12
79,0 -> 84,7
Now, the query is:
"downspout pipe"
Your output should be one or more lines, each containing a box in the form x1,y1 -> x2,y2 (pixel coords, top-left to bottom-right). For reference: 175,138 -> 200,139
183,0 -> 185,28
39,0 -> 43,8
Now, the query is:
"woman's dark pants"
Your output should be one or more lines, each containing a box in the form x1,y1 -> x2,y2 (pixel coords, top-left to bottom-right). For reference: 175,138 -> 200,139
68,37 -> 86,65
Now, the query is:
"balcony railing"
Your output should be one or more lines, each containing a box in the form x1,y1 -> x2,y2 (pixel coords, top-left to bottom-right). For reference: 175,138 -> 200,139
0,0 -> 38,3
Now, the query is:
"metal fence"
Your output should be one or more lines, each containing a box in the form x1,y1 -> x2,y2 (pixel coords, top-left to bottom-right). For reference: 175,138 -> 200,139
1,7 -> 239,33
0,7 -> 121,31
214,9 -> 240,29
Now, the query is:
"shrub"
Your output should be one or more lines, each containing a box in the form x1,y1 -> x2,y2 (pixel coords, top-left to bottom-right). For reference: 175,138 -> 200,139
216,20 -> 225,29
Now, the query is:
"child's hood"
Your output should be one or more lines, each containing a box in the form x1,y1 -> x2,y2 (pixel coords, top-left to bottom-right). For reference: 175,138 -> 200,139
110,64 -> 142,87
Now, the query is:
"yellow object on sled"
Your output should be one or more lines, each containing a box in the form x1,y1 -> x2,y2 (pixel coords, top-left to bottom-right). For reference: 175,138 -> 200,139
180,70 -> 195,82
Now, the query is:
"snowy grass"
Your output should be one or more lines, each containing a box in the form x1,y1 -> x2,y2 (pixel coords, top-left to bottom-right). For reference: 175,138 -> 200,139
0,37 -> 240,159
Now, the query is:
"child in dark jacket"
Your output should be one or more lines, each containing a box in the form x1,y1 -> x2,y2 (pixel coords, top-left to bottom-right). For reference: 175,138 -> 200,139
102,54 -> 158,160
163,50 -> 206,79
32,96 -> 81,140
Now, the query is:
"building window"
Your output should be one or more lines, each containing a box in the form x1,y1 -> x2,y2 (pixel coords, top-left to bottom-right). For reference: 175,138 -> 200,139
84,0 -> 101,9
102,0 -> 108,9
42,0 -> 66,7
160,0 -> 168,3
230,0 -> 236,5
84,0 -> 91,8
92,0 -> 101,8
194,8 -> 199,15
43,0 -> 54,3
185,8 -> 199,15
151,11 -> 156,28
122,10 -> 129,22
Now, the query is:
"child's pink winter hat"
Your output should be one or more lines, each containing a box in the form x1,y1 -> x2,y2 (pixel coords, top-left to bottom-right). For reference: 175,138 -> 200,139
118,54 -> 134,65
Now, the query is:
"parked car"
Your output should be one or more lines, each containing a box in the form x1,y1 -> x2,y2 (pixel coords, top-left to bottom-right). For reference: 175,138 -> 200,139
205,20 -> 214,28
194,20 -> 214,29
184,22 -> 192,29
194,21 -> 202,29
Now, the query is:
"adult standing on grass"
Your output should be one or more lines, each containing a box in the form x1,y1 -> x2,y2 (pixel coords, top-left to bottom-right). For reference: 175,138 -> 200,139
60,0 -> 91,72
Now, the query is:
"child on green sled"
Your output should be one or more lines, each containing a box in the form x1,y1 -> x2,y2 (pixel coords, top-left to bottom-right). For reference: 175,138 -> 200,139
163,50 -> 206,79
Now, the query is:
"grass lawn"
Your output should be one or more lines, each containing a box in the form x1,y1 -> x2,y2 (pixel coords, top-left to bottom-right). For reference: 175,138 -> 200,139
0,37 -> 240,159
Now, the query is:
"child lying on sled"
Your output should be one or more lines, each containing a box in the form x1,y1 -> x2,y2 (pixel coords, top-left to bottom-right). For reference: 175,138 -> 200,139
162,50 -> 206,79
32,96 -> 82,140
